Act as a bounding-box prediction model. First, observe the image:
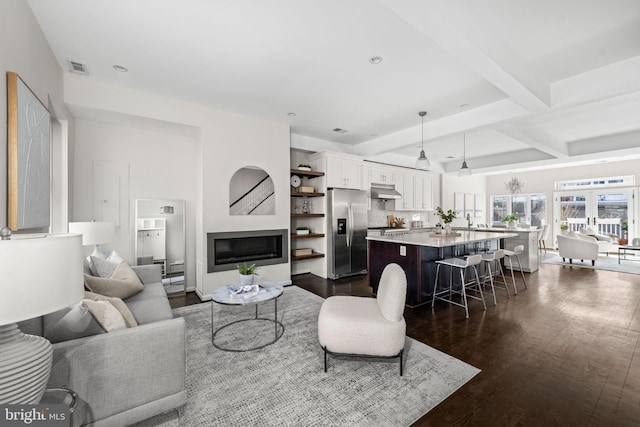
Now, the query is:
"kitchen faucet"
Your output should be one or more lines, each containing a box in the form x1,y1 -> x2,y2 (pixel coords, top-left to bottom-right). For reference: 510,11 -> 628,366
466,213 -> 473,229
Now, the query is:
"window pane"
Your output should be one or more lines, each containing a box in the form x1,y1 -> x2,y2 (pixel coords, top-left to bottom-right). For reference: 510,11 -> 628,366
491,196 -> 508,225
511,195 -> 526,222
530,194 -> 546,228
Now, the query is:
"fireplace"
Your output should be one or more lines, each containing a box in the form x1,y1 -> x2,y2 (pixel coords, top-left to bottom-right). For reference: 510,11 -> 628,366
207,229 -> 288,273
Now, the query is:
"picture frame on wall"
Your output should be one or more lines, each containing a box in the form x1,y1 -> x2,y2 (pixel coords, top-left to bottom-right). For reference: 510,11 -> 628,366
454,193 -> 464,217
465,193 -> 474,218
7,72 -> 51,231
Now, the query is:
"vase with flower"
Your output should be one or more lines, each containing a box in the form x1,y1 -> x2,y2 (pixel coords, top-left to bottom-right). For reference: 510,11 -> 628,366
435,207 -> 456,234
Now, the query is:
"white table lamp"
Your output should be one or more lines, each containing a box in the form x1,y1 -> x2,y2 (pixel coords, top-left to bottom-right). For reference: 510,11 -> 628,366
0,232 -> 84,404
68,221 -> 115,255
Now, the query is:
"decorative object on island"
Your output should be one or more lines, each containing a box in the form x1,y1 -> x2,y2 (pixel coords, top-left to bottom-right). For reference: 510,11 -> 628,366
296,226 -> 310,235
502,213 -> 519,230
7,72 -> 52,232
0,231 -> 84,404
504,173 -> 524,195
237,262 -> 259,286
458,134 -> 472,177
415,111 -> 430,170
68,221 -> 115,257
435,207 -> 456,234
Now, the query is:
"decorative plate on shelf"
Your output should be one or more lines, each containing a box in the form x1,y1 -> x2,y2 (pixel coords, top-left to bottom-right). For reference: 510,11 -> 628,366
290,175 -> 301,188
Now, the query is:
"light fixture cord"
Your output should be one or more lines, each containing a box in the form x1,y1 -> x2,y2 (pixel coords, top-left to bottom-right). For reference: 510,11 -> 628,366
421,115 -> 424,150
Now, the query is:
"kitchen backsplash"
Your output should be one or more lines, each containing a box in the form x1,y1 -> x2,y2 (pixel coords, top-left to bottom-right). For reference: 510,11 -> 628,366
368,199 -> 432,228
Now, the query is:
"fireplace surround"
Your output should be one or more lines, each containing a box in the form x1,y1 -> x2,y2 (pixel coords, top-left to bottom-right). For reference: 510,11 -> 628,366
207,229 -> 288,273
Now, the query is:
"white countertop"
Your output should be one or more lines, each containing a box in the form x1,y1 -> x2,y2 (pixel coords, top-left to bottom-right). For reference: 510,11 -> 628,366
366,230 -> 519,248
457,227 -> 539,233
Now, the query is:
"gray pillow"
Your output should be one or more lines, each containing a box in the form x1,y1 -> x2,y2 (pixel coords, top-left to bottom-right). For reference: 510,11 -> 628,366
44,301 -> 106,343
90,256 -> 120,278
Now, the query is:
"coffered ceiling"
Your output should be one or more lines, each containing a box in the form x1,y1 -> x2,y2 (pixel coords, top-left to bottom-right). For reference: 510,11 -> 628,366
27,0 -> 640,174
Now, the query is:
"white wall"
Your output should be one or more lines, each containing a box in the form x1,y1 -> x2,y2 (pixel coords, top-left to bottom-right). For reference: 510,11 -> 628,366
0,0 -> 72,231
73,119 -> 196,287
442,174 -> 487,228
64,75 -> 291,298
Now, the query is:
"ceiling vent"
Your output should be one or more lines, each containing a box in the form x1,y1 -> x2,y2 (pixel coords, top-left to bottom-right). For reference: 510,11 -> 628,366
67,60 -> 89,75
332,128 -> 348,134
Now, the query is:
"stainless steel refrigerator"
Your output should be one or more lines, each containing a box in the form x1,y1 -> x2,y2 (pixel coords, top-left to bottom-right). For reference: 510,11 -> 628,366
327,188 -> 368,279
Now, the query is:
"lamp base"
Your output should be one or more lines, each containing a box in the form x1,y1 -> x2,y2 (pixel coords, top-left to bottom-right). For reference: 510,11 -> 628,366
0,323 -> 52,404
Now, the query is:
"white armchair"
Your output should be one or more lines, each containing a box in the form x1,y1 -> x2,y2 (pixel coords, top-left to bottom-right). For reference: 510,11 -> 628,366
318,263 -> 407,375
557,232 -> 599,266
577,228 -> 613,254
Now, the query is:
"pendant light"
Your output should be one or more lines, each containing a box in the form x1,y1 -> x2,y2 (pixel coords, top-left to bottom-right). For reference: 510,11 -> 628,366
415,111 -> 430,170
458,134 -> 472,176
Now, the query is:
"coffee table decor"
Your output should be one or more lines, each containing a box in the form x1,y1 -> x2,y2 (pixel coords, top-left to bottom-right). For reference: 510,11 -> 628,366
210,282 -> 284,352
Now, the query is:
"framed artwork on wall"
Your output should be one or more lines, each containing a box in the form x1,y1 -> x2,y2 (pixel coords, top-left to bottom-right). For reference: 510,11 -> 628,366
474,194 -> 484,218
454,193 -> 464,217
465,193 -> 474,218
7,72 -> 51,231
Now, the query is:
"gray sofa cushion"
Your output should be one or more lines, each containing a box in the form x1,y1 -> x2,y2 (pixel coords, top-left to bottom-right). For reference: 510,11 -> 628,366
124,283 -> 173,325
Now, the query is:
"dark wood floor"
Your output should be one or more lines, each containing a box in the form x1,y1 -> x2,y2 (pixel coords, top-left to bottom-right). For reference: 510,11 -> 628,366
171,261 -> 640,426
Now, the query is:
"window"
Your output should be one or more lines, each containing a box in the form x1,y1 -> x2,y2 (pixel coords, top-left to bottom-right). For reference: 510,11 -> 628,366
555,175 -> 635,190
491,194 -> 547,227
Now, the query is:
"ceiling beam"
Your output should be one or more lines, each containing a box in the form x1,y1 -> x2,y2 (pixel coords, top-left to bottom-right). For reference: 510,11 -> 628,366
495,124 -> 569,159
380,0 -> 550,112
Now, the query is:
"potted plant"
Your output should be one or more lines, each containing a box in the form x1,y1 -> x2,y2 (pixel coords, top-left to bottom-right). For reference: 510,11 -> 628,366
501,213 -> 519,230
297,164 -> 312,171
619,220 -> 628,245
560,222 -> 569,235
435,207 -> 456,234
237,262 -> 259,286
296,226 -> 310,235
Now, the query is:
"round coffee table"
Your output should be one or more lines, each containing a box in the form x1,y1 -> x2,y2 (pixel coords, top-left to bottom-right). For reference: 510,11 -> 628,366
210,282 -> 284,352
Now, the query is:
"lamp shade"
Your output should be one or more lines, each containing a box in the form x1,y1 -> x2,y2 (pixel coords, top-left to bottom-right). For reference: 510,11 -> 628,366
0,233 -> 84,404
0,234 -> 84,325
68,221 -> 115,246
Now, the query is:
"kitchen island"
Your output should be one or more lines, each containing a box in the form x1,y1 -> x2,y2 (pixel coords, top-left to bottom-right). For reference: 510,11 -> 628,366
367,231 -> 517,307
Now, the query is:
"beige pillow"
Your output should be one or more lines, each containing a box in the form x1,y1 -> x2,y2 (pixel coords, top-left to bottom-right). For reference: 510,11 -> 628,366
84,261 -> 144,299
84,291 -> 138,328
83,299 -> 127,332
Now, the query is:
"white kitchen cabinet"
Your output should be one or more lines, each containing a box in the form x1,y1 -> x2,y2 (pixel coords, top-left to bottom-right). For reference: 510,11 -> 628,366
325,156 -> 361,189
361,165 -> 372,210
415,174 -> 434,211
370,166 -> 394,185
393,172 -> 415,211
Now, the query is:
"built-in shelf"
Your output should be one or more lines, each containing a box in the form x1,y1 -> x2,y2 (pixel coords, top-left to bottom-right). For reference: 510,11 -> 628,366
292,252 -> 325,261
291,192 -> 324,197
291,233 -> 325,239
291,169 -> 324,178
290,168 -> 326,265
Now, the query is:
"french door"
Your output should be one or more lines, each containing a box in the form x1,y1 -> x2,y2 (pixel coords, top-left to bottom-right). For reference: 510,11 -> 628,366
553,188 -> 635,244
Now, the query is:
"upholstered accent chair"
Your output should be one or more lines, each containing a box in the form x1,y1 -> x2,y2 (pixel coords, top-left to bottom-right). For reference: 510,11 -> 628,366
317,263 -> 407,375
557,232 -> 599,266
577,227 -> 613,255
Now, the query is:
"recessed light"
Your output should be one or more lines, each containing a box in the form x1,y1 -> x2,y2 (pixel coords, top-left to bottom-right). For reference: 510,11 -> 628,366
333,128 -> 348,134
369,56 -> 383,64
113,65 -> 128,72
287,112 -> 296,117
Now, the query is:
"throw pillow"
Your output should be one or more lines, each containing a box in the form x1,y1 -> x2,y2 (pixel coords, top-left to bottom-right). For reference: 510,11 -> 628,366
84,291 -> 138,327
84,261 -> 144,299
83,299 -> 127,332
107,250 -> 125,264
86,249 -> 108,275
91,256 -> 120,278
44,301 -> 106,343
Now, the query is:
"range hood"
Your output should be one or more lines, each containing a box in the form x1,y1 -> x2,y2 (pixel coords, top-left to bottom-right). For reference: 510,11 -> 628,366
371,185 -> 402,200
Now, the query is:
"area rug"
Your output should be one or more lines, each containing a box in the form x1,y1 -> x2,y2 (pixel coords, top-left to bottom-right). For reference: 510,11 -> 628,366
541,251 -> 640,275
135,286 -> 480,427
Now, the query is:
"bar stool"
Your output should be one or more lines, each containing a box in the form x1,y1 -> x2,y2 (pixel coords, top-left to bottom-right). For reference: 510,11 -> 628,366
431,254 -> 485,318
480,249 -> 509,305
503,245 -> 527,294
